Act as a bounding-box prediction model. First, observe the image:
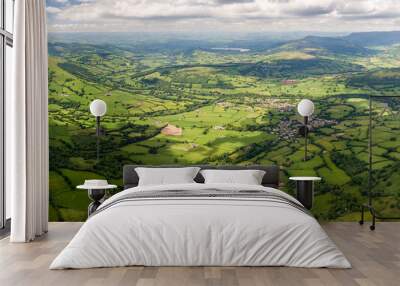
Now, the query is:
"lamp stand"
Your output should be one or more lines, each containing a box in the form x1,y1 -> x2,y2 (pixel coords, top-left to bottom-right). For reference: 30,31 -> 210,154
96,116 -> 100,162
304,116 -> 308,161
359,95 -> 400,230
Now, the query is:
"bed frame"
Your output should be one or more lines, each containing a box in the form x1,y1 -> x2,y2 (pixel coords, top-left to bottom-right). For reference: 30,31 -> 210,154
123,165 -> 280,189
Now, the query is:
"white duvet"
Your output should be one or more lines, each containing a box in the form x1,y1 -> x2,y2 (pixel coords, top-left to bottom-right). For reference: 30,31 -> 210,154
50,183 -> 351,269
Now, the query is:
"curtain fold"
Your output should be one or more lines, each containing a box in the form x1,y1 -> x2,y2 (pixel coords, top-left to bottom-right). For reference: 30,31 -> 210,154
10,0 -> 49,242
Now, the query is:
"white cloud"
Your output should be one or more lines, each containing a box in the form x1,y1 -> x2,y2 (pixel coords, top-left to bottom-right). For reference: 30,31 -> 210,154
47,0 -> 400,32
336,0 -> 400,19
46,6 -> 62,14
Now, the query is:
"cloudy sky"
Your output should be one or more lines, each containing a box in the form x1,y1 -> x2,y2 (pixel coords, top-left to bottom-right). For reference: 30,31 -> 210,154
46,0 -> 400,33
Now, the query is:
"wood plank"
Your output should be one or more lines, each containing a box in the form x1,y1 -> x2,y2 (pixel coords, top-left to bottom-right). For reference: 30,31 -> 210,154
0,222 -> 398,286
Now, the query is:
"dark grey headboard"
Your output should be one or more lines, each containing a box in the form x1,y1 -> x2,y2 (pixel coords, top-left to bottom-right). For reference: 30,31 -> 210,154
123,165 -> 280,189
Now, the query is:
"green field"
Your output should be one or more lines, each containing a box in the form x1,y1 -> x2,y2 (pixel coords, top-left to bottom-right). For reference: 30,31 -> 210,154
48,33 -> 400,221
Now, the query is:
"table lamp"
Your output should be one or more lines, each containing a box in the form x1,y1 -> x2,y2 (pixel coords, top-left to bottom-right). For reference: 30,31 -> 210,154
297,99 -> 315,161
90,99 -> 107,161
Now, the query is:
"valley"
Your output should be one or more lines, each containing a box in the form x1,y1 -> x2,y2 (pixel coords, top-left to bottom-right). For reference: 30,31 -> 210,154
48,32 -> 400,222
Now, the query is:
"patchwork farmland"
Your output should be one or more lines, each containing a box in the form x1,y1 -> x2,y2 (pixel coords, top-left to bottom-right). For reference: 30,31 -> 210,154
48,32 -> 400,221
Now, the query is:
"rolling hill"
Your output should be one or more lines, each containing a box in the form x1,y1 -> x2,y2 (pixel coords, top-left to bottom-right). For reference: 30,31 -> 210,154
274,35 -> 372,56
227,58 -> 364,79
343,31 -> 400,47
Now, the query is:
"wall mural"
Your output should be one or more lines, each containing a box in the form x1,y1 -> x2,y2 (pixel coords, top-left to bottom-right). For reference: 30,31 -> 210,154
46,1 -> 400,221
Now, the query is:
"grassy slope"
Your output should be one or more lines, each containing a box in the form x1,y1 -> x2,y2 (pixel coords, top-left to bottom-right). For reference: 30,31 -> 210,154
48,45 -> 400,222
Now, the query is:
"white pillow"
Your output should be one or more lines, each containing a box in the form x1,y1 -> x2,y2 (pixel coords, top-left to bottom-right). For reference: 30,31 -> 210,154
135,167 -> 201,186
200,169 -> 266,185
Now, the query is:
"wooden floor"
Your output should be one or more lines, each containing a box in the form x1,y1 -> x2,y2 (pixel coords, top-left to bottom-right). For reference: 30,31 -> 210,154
0,222 -> 399,286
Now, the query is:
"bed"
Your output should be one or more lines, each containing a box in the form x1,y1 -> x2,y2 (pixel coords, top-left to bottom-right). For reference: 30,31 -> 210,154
50,165 -> 351,269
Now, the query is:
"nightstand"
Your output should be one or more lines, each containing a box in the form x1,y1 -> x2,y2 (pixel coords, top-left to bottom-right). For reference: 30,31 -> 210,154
77,180 -> 117,216
289,177 -> 321,210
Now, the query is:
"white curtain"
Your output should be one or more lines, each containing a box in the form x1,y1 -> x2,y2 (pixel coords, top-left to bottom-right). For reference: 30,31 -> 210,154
9,0 -> 49,242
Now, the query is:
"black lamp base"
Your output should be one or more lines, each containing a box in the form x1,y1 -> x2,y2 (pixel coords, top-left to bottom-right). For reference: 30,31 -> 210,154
296,181 -> 314,210
87,189 -> 106,216
359,203 -> 400,231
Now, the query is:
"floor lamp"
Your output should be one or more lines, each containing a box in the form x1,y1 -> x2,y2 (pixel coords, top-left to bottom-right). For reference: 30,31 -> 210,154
359,95 -> 400,230
297,99 -> 315,161
90,99 -> 107,161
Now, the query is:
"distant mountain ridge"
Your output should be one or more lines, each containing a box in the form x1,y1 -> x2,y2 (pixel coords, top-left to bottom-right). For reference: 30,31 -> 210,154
271,31 -> 400,57
273,35 -> 372,56
342,31 -> 400,47
47,31 -> 400,59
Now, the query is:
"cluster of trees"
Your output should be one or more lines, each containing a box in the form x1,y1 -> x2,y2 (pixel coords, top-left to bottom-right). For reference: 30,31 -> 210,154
332,152 -> 366,178
347,68 -> 400,90
48,98 -> 81,109
229,59 -> 363,79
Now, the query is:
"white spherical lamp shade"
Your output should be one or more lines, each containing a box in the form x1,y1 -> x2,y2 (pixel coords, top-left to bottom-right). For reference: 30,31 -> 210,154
90,99 -> 107,117
297,99 -> 315,117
